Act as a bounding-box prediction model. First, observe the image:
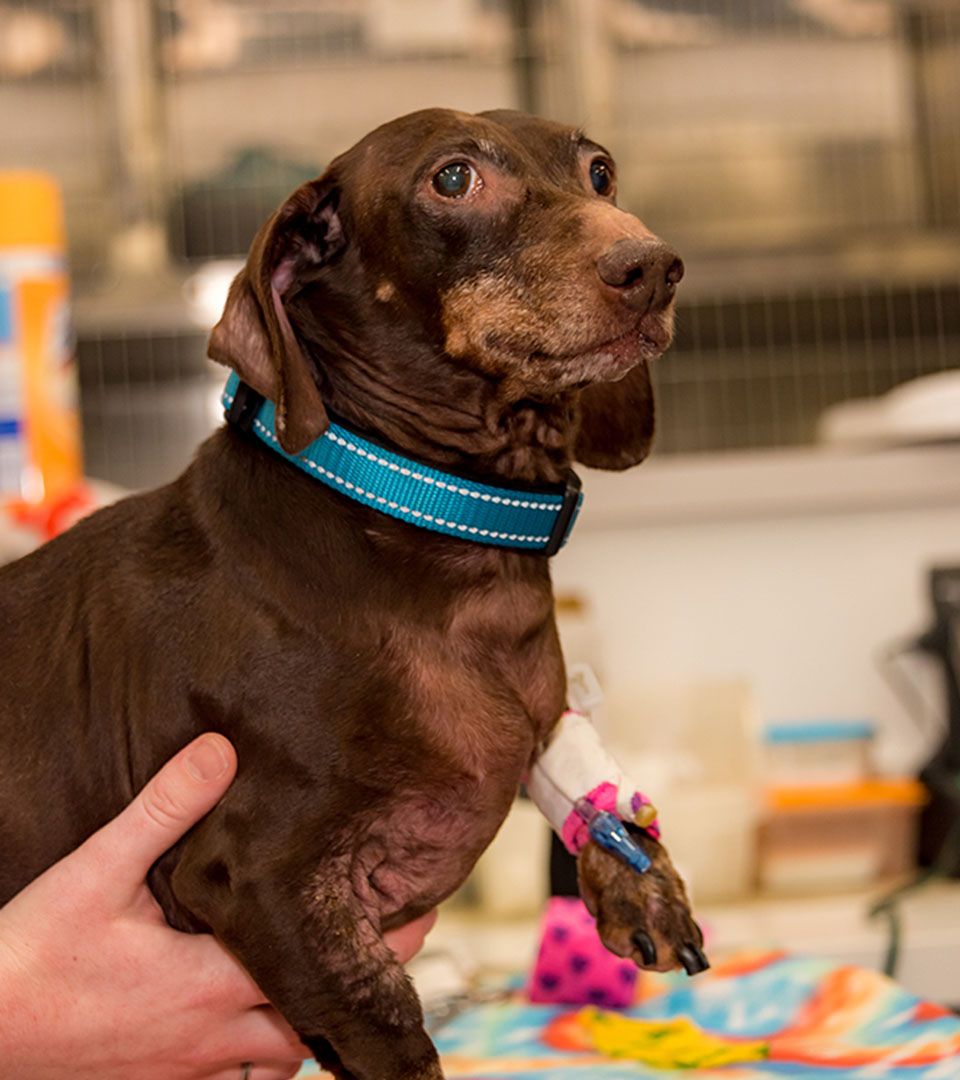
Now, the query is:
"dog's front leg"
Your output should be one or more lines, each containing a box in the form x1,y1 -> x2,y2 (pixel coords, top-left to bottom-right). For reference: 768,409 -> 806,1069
170,846 -> 443,1080
527,709 -> 708,975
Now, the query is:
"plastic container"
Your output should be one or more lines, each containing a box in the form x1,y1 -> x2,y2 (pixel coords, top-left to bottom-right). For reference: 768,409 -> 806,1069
758,779 -> 927,895
764,720 -> 874,786
605,679 -> 762,902
0,171 -> 82,502
652,783 -> 758,903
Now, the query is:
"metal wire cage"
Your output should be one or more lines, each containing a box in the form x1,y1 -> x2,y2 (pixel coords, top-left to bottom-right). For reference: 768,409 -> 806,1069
1,0 -> 958,487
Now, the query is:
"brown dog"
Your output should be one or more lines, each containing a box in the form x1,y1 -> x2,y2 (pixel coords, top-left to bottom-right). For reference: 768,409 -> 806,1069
0,109 -> 702,1078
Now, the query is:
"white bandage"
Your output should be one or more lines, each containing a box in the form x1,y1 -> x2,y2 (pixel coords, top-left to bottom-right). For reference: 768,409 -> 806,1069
527,710 -> 659,855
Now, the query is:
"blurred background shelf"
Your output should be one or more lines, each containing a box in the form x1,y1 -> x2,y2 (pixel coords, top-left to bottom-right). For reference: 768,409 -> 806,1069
581,442 -> 960,527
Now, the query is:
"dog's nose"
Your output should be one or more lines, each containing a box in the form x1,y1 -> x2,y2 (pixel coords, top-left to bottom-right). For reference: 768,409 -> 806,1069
596,238 -> 684,312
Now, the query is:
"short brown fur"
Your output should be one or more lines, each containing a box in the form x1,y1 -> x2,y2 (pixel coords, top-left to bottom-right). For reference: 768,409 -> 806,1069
0,109 -> 700,1079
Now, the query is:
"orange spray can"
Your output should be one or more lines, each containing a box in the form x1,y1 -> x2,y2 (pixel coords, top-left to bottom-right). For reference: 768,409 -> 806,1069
0,172 -> 83,516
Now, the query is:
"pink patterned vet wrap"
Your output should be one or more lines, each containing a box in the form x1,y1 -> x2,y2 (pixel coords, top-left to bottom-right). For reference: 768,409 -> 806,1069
528,896 -> 639,1008
560,783 -> 661,855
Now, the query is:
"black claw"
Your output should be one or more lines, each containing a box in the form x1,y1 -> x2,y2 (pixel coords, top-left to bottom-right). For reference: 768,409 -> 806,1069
631,930 -> 657,966
677,943 -> 710,976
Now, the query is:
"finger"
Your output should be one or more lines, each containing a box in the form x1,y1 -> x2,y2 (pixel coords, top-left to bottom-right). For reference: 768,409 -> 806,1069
154,927 -> 288,1015
384,909 -> 438,964
216,1006 -> 310,1063
83,734 -> 237,893
209,1065 -> 302,1080
224,954 -> 274,1010
166,930 -> 275,1009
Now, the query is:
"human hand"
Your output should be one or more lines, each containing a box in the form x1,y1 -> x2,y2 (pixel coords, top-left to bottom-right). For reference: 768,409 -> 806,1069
0,734 -> 436,1079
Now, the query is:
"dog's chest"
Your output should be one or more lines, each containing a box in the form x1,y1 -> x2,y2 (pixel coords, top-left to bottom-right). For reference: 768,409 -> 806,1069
359,685 -> 553,920
396,577 -> 565,774
311,547 -> 567,916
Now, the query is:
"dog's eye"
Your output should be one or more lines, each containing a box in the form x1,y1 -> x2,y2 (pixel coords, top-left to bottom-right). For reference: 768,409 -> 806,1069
433,162 -> 479,198
589,158 -> 614,196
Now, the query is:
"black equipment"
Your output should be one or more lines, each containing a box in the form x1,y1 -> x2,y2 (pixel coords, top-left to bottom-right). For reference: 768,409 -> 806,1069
914,566 -> 960,875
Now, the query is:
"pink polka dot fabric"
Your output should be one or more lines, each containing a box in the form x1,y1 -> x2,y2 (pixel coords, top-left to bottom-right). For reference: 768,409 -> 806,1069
527,897 -> 639,1009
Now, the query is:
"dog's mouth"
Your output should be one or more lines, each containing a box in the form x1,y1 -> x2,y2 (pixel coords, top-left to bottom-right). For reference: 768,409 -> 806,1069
487,311 -> 671,369
570,318 -> 668,362
529,310 -> 673,381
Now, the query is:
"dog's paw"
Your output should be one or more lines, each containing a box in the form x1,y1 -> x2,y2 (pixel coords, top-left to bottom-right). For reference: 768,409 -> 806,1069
577,829 -> 709,976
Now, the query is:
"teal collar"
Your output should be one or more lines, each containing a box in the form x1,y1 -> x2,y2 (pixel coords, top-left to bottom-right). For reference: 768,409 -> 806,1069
222,372 -> 582,555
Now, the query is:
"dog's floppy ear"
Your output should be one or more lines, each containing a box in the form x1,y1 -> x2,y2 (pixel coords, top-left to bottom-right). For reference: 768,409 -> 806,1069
574,360 -> 656,470
208,177 -> 345,453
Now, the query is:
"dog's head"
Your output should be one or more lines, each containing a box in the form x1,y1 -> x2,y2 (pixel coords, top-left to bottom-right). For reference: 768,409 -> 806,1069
209,108 -> 682,472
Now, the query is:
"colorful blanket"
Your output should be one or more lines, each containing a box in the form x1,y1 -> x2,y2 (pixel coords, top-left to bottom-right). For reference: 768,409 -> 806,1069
298,951 -> 960,1077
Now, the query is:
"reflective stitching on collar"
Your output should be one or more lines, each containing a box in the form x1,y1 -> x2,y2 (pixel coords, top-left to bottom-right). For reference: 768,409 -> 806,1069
223,393 -> 552,544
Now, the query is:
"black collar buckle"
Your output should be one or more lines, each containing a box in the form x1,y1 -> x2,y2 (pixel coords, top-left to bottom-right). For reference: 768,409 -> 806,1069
543,469 -> 583,557
225,380 -> 266,433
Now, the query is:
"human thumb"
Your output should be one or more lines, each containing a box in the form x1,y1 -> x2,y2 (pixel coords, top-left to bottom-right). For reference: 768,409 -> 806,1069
83,733 -> 236,896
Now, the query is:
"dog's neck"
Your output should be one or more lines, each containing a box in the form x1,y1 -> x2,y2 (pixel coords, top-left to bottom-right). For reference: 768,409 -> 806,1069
331,383 -> 574,486
295,328 -> 577,486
